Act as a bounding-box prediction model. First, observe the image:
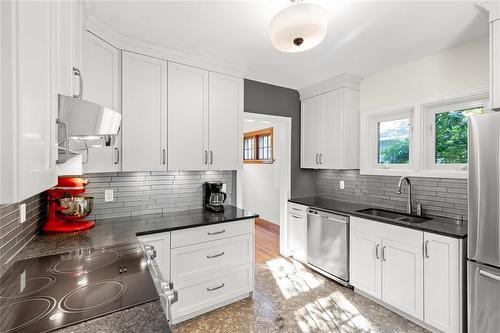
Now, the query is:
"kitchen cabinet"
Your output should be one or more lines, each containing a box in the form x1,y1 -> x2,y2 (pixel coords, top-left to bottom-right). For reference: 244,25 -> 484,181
423,232 -> 464,333
350,230 -> 382,299
288,203 -> 308,263
300,87 -> 359,169
167,62 -> 209,171
208,72 -> 243,170
122,51 -> 168,171
1,1 -> 58,203
83,31 -> 121,172
350,217 -> 464,332
137,231 -> 171,280
168,63 -> 243,171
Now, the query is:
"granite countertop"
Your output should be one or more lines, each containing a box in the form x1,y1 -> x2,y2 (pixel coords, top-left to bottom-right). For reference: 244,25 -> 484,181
289,197 -> 467,239
0,205 -> 258,333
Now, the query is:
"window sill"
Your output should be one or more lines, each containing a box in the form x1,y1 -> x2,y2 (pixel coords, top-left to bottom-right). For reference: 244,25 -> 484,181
360,168 -> 467,179
244,159 -> 274,164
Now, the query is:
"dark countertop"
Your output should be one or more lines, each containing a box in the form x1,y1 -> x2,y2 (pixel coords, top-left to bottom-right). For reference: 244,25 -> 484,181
0,205 -> 258,332
289,197 -> 467,239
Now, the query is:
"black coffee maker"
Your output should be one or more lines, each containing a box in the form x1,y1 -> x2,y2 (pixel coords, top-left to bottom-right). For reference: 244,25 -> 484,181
205,182 -> 227,212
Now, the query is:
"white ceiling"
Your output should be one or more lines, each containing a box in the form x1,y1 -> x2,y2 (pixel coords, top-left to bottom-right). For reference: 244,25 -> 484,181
87,1 -> 489,90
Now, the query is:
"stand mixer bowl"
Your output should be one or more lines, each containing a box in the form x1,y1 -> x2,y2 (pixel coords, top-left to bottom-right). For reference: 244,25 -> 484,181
58,196 -> 94,220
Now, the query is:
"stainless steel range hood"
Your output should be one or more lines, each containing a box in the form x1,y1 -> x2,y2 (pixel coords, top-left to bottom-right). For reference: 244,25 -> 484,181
58,94 -> 121,140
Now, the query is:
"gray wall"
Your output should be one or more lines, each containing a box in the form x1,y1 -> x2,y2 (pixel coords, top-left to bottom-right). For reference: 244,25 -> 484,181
0,193 -> 46,265
314,170 -> 467,220
85,171 -> 234,220
244,79 -> 313,197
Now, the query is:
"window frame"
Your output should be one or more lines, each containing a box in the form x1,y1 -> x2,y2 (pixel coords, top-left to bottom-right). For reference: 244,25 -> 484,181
243,127 -> 274,164
422,99 -> 488,172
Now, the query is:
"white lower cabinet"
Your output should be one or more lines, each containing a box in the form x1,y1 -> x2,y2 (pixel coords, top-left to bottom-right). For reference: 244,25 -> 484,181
288,203 -> 308,263
423,232 -> 464,333
350,217 -> 463,332
140,219 -> 255,325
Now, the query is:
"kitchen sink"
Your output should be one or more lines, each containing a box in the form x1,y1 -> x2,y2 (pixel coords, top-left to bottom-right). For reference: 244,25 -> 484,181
356,208 -> 432,223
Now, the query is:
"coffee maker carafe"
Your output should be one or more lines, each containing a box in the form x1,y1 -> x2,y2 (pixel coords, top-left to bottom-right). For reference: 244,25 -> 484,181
205,182 -> 227,212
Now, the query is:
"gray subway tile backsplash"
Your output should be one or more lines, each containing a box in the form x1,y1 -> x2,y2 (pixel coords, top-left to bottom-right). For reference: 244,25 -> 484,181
314,170 -> 467,220
85,171 -> 234,220
0,193 -> 47,265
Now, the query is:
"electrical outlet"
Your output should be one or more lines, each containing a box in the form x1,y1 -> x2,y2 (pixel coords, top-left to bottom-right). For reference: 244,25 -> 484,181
19,203 -> 26,223
339,181 -> 345,190
104,189 -> 114,202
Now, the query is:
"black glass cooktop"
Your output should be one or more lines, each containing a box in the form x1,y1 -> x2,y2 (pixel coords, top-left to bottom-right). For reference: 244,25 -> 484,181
0,242 -> 158,333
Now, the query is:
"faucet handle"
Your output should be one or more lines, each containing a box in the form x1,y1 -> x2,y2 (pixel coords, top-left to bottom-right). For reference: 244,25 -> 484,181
411,200 -> 423,216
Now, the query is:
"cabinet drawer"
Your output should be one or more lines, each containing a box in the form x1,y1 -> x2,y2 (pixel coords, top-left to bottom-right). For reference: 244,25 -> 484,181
171,219 -> 253,248
171,234 -> 252,281
288,202 -> 308,215
171,264 -> 252,323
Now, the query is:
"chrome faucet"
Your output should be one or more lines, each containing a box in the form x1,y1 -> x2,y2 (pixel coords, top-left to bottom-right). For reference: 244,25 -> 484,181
397,176 -> 413,214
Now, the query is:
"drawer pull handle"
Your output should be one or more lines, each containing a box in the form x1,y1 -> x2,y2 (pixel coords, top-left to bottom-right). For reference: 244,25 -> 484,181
207,283 -> 225,291
292,207 -> 302,211
207,229 -> 225,235
292,214 -> 302,219
207,252 -> 225,259
479,269 -> 500,282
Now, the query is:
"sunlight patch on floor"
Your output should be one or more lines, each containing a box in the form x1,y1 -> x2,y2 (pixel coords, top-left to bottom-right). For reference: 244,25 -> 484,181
294,291 -> 374,333
265,257 -> 324,299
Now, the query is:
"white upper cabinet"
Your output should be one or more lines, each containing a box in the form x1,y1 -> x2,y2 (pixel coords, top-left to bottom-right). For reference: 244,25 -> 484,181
83,31 -> 121,173
122,51 -> 167,171
208,72 -> 243,170
1,1 -> 58,203
167,62 -> 209,171
300,75 -> 361,170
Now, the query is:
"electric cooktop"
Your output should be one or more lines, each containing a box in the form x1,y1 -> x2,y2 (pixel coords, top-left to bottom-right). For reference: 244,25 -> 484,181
0,242 -> 159,333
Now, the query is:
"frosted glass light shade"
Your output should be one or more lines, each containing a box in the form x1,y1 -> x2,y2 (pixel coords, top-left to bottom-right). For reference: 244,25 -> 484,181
270,3 -> 328,53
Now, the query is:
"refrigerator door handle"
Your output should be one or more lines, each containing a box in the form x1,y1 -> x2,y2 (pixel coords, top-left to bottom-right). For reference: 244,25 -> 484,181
479,269 -> 500,282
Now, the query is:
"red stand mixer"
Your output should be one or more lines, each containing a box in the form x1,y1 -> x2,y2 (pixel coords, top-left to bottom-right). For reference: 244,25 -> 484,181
43,177 -> 95,233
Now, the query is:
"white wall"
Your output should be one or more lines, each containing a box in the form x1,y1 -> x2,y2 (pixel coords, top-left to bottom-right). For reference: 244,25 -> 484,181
241,116 -> 290,225
360,37 -> 489,109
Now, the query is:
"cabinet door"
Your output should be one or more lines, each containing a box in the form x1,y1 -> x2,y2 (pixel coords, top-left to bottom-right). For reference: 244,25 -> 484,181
300,97 -> 318,168
168,62 -> 208,171
208,72 -> 243,170
289,213 -> 307,263
122,52 -> 167,171
17,1 -> 57,201
137,232 -> 171,280
350,230 -> 382,299
381,239 -> 423,320
424,233 -> 462,333
318,89 -> 342,169
83,32 -> 121,172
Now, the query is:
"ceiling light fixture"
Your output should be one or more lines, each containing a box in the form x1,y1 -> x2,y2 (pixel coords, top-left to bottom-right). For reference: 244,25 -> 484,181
270,0 -> 328,53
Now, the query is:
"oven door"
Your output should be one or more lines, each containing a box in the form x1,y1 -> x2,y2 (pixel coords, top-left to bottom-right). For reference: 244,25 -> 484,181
140,241 -> 178,325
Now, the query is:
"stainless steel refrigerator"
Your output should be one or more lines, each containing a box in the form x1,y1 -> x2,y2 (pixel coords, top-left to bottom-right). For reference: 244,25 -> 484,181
468,111 -> 500,333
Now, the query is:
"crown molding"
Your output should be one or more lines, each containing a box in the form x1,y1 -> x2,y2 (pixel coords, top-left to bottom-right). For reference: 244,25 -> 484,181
85,15 -> 247,78
298,74 -> 362,100
477,2 -> 500,22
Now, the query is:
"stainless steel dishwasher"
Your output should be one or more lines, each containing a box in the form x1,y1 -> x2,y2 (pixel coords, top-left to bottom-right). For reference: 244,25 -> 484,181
307,208 -> 349,286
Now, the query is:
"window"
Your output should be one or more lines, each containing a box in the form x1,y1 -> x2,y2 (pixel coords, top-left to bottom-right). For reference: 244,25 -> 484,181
425,100 -> 486,171
243,127 -> 274,164
377,118 -> 410,165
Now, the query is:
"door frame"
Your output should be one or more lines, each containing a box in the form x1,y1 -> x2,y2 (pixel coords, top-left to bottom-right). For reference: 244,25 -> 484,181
236,112 -> 292,257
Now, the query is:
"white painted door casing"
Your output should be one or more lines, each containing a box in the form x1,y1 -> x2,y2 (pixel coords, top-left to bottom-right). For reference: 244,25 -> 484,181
423,232 -> 463,333
83,31 -> 121,172
168,62 -> 209,171
208,72 -> 243,170
122,51 -> 167,171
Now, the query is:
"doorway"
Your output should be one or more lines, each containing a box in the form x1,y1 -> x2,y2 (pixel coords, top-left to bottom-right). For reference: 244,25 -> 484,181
236,113 -> 292,257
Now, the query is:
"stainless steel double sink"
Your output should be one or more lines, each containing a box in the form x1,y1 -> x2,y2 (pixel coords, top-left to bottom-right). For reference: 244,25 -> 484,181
356,208 -> 432,223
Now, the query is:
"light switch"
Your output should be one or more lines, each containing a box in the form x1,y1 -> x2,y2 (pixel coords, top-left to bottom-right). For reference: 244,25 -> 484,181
19,203 -> 26,223
104,189 -> 114,202
339,181 -> 345,190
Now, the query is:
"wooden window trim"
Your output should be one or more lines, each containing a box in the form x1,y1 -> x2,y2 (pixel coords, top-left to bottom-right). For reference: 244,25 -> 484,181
243,127 -> 274,164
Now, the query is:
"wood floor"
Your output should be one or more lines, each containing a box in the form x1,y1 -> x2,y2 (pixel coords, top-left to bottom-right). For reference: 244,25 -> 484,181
255,218 -> 280,263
